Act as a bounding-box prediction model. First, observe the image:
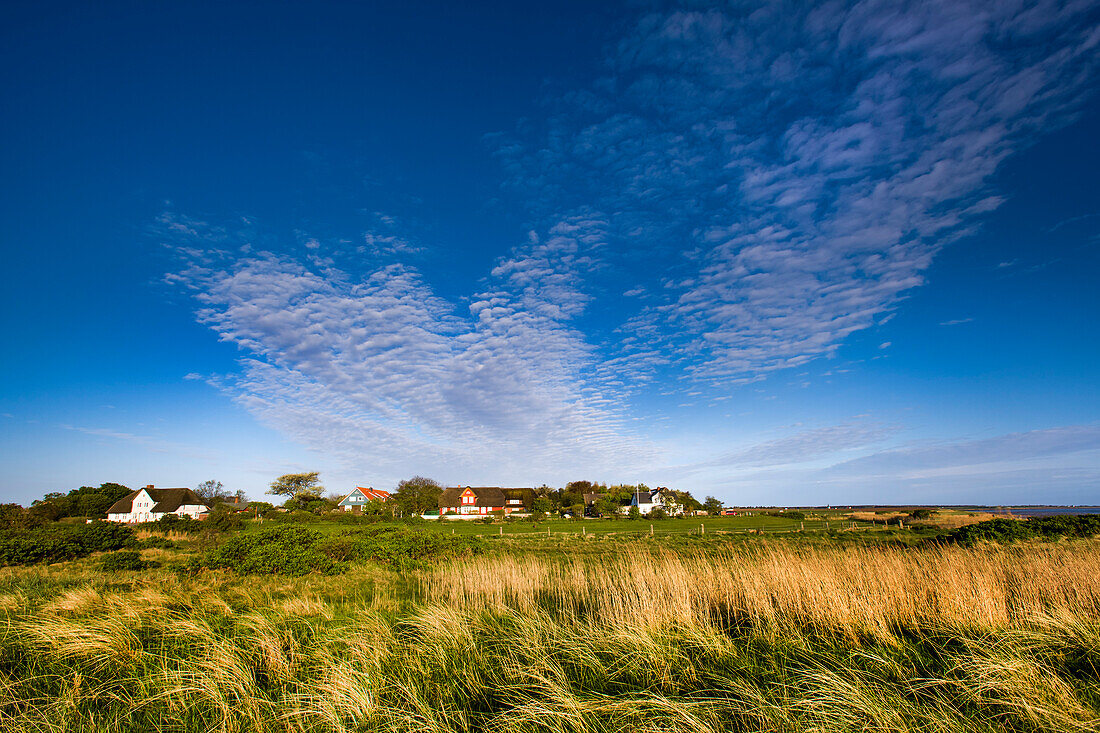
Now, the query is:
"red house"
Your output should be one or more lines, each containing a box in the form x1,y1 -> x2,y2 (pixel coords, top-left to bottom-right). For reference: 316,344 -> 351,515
438,487 -> 533,516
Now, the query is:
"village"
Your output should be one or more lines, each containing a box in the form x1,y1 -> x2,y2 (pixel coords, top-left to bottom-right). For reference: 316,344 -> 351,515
99,478 -> 733,525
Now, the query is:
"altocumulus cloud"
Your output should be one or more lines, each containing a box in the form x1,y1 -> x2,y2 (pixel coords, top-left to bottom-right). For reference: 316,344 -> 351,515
496,0 -> 1100,380
161,0 -> 1100,486
161,214 -> 650,482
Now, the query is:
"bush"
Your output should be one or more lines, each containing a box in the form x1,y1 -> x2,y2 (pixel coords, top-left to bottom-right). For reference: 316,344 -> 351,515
99,550 -> 158,571
627,506 -> 642,520
318,526 -> 484,572
0,521 -> 136,566
948,515 -> 1100,546
204,508 -> 244,533
203,526 -> 345,576
909,508 -> 936,520
147,514 -> 204,534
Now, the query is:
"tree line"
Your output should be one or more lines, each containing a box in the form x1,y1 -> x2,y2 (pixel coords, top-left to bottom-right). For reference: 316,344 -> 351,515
2,474 -> 727,527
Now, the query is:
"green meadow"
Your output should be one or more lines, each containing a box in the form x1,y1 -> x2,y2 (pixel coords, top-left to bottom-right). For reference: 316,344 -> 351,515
1,511 -> 1099,732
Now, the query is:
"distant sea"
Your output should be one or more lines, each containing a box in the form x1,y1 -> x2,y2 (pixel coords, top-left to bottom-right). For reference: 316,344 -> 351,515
958,506 -> 1100,517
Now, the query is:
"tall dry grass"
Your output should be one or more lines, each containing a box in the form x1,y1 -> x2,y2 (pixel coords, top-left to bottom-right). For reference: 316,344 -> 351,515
422,541 -> 1100,637
1,541 -> 1098,732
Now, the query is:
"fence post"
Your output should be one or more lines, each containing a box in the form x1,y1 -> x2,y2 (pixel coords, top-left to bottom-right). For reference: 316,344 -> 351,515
500,526 -> 503,537
583,526 -> 586,537
701,523 -> 704,535
800,521 -> 804,531
650,524 -> 654,537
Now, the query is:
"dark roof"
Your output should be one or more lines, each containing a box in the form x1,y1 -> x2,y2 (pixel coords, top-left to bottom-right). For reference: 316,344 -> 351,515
438,486 -> 515,508
583,493 -> 604,505
107,487 -> 209,514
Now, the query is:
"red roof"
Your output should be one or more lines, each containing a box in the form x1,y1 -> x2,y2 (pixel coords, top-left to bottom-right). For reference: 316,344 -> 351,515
357,486 -> 391,501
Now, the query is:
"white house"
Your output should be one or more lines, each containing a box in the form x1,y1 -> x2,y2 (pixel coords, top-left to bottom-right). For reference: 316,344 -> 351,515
106,485 -> 209,524
630,488 -> 681,516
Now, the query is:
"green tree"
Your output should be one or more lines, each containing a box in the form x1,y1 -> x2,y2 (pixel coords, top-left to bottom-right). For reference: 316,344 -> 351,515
0,504 -> 33,530
392,476 -> 443,516
595,494 -> 621,519
627,505 -> 642,521
268,472 -> 324,501
29,483 -> 132,521
703,496 -> 724,516
532,496 -> 552,515
196,479 -> 232,505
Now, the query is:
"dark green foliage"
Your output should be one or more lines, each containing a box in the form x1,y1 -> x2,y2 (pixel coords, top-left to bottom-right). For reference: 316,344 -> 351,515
204,507 -> 244,532
99,550 -> 158,571
392,476 -> 443,516
909,508 -> 936,520
148,514 -> 204,533
281,495 -> 337,514
318,526 -> 485,571
770,511 -> 806,521
703,496 -> 724,516
28,482 -> 132,521
139,535 -> 176,549
0,521 -> 136,566
949,515 -> 1100,545
203,526 -> 346,576
0,503 -> 37,530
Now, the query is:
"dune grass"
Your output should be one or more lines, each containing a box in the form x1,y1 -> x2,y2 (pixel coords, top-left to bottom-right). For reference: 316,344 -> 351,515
0,539 -> 1098,731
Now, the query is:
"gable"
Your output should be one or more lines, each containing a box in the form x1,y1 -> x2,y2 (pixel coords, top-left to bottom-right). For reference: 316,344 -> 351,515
108,489 -> 143,515
339,488 -> 369,505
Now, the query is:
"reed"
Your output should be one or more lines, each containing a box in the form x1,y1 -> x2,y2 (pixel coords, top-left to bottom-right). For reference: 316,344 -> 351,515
0,540 -> 1097,731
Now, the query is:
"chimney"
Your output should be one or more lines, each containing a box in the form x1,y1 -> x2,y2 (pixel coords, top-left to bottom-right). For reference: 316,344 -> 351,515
145,484 -> 154,489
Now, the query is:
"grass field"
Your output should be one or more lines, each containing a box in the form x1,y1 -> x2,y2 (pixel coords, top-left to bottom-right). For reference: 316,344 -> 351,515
1,514 -> 1097,732
247,508 -> 996,539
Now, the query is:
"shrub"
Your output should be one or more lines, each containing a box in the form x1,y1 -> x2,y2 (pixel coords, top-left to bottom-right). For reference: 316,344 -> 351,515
909,508 -> 936,520
203,526 -> 345,576
627,506 -> 642,520
99,550 -> 158,571
0,521 -> 136,566
317,526 -> 484,572
204,508 -> 244,533
140,536 -> 177,549
148,514 -> 203,534
948,515 -> 1100,545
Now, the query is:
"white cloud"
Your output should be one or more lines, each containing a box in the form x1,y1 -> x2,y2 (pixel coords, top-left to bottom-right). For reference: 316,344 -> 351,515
683,420 -> 900,471
496,0 -> 1100,382
162,214 -> 650,484
830,424 -> 1100,476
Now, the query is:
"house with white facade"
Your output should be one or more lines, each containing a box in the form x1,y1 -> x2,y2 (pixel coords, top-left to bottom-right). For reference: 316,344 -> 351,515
630,488 -> 681,516
106,485 -> 209,524
337,486 -> 391,512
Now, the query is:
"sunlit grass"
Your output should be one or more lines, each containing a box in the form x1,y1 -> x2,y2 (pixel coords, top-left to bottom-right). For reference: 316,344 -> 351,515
1,539 -> 1098,731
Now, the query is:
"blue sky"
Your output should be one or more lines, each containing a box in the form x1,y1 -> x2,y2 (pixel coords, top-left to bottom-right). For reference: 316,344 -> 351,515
3,0 -> 1099,506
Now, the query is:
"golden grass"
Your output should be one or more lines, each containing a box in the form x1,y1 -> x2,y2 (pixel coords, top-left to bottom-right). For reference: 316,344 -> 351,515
2,540 -> 1099,732
421,541 -> 1100,637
